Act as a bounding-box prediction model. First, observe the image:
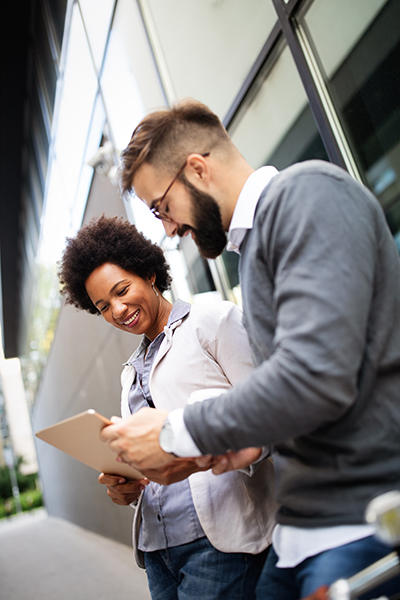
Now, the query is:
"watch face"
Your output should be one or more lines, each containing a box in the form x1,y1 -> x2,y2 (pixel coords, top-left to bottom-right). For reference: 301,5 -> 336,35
160,423 -> 175,454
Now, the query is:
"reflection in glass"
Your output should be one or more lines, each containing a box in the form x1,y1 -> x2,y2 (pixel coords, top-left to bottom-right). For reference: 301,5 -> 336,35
301,0 -> 400,245
23,4 -> 101,401
101,0 -> 165,151
79,0 -> 115,72
230,43 -> 328,171
221,249 -> 240,291
145,0 -> 278,118
39,3 -> 98,263
225,42 -> 331,298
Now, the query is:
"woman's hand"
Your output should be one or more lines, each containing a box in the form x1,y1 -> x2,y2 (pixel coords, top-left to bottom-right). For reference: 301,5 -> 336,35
98,473 -> 149,505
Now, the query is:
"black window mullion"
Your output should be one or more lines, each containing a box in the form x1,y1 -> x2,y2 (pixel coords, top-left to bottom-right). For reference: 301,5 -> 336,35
271,0 -> 348,170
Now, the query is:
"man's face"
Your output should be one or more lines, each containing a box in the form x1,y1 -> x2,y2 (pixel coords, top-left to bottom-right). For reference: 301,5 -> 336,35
133,162 -> 227,259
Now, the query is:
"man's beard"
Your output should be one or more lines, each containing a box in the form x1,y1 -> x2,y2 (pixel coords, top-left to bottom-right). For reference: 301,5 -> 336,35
178,174 -> 227,259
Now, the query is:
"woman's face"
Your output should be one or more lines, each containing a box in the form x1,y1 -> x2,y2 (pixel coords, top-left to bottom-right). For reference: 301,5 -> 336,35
85,263 -> 162,340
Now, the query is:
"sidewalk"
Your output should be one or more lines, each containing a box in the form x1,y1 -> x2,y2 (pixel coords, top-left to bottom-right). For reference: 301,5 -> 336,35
0,509 -> 151,600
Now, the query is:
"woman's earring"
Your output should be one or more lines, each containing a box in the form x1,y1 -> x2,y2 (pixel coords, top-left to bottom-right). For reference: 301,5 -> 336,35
151,281 -> 159,298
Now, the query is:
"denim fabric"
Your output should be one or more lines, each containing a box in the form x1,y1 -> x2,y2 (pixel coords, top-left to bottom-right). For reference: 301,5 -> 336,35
256,535 -> 400,599
144,537 -> 269,600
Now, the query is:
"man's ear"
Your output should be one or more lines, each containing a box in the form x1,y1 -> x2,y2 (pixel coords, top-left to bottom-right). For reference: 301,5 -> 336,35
186,153 -> 210,184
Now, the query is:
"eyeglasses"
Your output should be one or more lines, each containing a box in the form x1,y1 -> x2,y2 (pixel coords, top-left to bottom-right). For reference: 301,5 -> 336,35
150,152 -> 210,222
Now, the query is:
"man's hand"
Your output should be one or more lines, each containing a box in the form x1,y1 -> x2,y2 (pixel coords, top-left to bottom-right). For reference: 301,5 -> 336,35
100,408 -> 173,470
141,456 -> 214,485
98,473 -> 149,505
195,447 -> 262,474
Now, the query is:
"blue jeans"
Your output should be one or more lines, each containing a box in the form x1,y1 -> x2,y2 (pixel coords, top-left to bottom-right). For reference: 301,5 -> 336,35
256,535 -> 400,599
143,537 -> 269,600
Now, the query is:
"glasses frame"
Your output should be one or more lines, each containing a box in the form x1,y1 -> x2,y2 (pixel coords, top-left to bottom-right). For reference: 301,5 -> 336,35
150,152 -> 210,222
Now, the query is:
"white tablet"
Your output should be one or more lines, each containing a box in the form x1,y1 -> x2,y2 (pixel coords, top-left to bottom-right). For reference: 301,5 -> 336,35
35,409 -> 144,479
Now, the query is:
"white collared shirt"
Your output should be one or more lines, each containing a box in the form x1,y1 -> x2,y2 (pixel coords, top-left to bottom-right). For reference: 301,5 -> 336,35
227,166 -> 279,253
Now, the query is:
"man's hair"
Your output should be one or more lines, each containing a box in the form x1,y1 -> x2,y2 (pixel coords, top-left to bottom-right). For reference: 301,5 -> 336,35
58,215 -> 172,314
119,98 -> 231,196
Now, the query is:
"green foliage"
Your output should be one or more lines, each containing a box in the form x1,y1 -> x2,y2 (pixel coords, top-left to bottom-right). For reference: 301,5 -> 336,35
0,464 -> 12,500
0,456 -> 43,519
0,489 -> 43,519
0,456 -> 40,501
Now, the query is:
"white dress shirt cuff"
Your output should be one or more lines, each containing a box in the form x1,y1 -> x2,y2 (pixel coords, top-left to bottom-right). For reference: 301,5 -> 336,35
167,408 -> 202,457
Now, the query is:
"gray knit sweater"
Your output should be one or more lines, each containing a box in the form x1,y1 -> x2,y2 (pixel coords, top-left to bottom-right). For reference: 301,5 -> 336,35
184,160 -> 400,528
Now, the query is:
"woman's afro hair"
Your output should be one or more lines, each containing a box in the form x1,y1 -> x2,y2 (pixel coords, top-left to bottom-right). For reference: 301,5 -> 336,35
58,214 -> 172,314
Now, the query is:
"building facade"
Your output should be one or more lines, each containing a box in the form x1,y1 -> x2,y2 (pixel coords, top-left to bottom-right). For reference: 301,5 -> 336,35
0,0 -> 399,544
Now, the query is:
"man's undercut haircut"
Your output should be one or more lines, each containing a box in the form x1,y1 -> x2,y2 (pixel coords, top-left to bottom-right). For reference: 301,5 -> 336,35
119,98 -> 231,197
58,214 -> 172,314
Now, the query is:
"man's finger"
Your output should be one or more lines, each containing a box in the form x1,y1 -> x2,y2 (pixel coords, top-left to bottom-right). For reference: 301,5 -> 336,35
110,416 -> 122,423
212,456 -> 229,474
100,423 -> 119,442
194,454 -> 214,468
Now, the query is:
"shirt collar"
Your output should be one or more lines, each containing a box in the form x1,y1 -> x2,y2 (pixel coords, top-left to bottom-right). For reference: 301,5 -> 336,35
167,298 -> 191,326
227,166 -> 279,254
125,299 -> 191,365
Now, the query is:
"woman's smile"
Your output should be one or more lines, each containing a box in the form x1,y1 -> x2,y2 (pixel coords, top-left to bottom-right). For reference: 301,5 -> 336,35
121,308 -> 140,327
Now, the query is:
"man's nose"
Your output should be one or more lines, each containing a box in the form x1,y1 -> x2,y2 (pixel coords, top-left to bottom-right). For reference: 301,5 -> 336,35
163,219 -> 178,237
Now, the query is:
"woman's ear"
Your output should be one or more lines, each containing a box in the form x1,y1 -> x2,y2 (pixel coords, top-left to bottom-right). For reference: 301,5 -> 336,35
149,274 -> 159,298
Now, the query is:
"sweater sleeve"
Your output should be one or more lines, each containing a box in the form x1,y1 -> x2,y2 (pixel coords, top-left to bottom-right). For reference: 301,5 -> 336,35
183,166 -> 379,455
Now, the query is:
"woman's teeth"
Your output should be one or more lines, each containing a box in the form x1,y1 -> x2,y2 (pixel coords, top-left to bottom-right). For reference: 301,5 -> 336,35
123,309 -> 139,325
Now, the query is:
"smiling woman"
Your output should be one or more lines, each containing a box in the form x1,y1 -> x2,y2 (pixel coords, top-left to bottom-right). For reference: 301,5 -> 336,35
85,263 -> 171,341
58,214 -> 172,316
59,216 -> 173,342
56,214 -> 275,600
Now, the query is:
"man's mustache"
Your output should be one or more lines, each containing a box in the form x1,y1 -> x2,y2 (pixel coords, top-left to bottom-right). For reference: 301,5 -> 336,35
177,224 -> 193,237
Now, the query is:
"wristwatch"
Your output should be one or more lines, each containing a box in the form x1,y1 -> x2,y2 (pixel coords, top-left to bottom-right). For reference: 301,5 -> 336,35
159,416 -> 176,455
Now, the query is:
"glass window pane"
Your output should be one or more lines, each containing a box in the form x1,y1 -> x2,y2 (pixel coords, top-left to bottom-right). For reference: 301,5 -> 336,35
39,3 -> 98,263
229,43 -> 328,170
301,0 -> 400,246
100,0 -> 166,151
223,43 -> 329,303
145,0 -> 278,118
302,0 -> 387,79
178,236 -> 216,296
222,249 -> 240,290
79,0 -> 115,72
